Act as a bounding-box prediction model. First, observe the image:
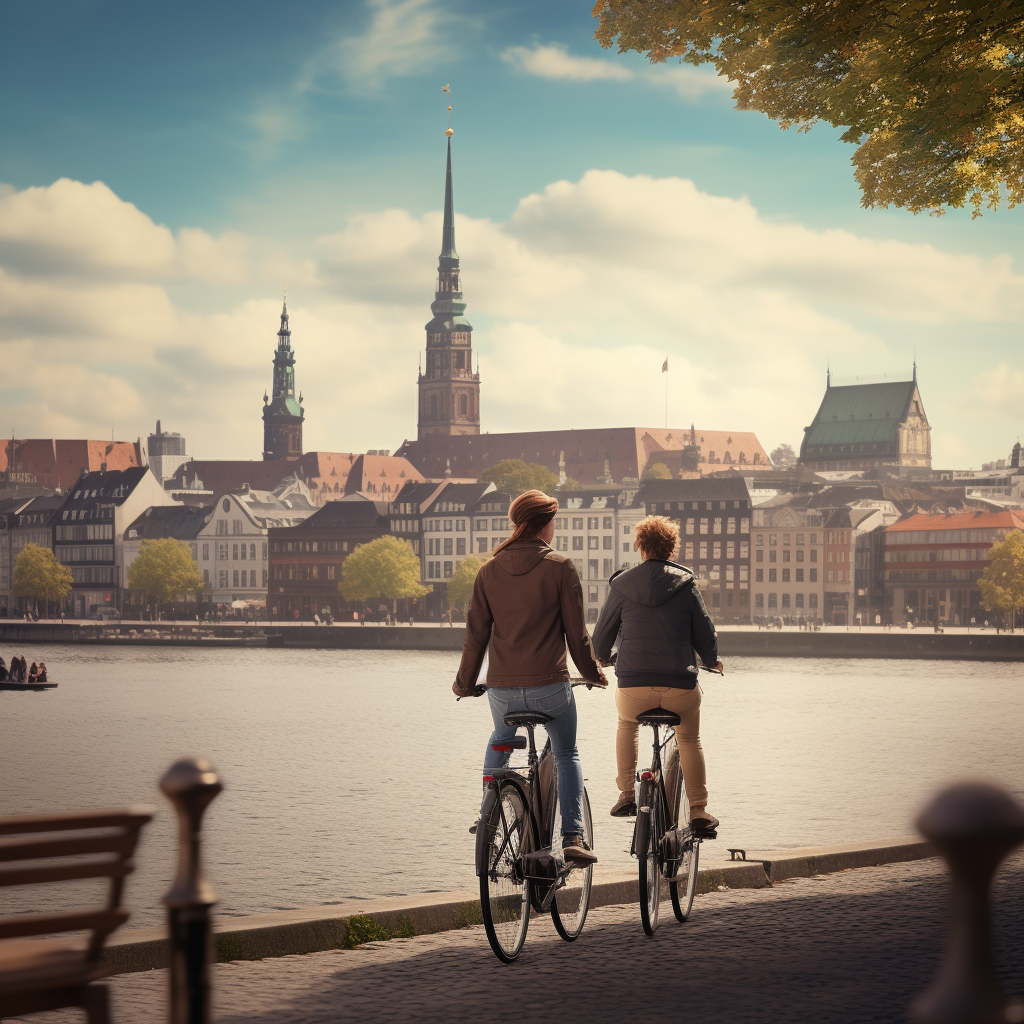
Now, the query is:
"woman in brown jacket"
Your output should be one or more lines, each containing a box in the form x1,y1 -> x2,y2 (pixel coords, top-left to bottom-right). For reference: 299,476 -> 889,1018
454,490 -> 607,863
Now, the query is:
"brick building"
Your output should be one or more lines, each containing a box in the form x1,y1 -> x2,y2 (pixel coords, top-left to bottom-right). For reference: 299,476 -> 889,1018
750,504 -> 824,623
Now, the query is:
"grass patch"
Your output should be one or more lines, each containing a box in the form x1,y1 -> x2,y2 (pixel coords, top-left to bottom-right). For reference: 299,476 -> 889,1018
342,914 -> 417,948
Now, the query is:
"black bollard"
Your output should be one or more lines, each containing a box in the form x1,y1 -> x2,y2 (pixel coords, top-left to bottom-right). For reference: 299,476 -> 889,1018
161,758 -> 223,1024
912,781 -> 1024,1024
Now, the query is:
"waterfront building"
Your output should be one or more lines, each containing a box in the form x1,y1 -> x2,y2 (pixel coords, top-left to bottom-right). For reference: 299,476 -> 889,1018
749,502 -> 825,623
469,490 -> 513,558
637,478 -> 753,623
0,439 -> 140,493
0,495 -> 64,617
417,138 -> 480,439
263,300 -> 305,461
144,421 -> 189,484
196,485 -> 316,610
799,368 -> 931,473
122,504 -> 211,616
53,467 -> 175,618
267,497 -> 391,621
882,508 -> 1024,626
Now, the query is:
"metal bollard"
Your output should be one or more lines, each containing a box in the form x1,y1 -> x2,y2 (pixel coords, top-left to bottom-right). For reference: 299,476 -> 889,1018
161,758 -> 223,1024
912,781 -> 1024,1024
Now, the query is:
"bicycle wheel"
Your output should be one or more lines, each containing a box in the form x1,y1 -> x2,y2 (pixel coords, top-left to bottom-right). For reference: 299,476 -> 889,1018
479,783 -> 530,963
669,770 -> 700,922
636,779 -> 662,936
550,786 -> 594,942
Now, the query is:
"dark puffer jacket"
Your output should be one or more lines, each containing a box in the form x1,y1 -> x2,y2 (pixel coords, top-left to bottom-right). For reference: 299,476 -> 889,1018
592,560 -> 718,689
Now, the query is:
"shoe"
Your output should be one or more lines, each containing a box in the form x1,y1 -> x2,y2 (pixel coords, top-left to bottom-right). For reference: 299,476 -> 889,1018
561,834 -> 598,865
469,821 -> 478,835
610,793 -> 637,817
690,813 -> 719,838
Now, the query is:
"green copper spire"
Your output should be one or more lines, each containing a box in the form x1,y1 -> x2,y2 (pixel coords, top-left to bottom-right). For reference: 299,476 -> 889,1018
441,138 -> 458,260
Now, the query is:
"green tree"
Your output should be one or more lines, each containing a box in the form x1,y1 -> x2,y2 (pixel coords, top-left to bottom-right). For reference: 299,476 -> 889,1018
13,544 -> 73,617
447,556 -> 484,612
558,476 -> 583,491
593,1 -> 1024,216
770,444 -> 798,470
645,462 -> 672,480
480,459 -> 558,496
979,530 -> 1024,629
128,538 -> 205,610
339,536 -> 429,612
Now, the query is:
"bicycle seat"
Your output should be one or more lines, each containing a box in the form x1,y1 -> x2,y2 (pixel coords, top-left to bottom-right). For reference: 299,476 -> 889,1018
636,708 -> 681,726
504,711 -> 554,727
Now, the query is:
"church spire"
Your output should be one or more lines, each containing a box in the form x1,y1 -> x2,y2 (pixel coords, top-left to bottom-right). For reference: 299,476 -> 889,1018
262,294 -> 304,461
441,138 -> 458,260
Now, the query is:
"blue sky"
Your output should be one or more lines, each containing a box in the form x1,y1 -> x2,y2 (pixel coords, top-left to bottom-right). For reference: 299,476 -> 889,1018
1,0 -> 1021,467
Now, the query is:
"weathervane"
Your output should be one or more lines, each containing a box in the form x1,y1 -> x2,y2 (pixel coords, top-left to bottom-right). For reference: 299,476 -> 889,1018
442,83 -> 453,136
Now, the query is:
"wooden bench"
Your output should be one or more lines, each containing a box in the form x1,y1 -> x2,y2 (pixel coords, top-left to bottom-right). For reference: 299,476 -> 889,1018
0,807 -> 153,1023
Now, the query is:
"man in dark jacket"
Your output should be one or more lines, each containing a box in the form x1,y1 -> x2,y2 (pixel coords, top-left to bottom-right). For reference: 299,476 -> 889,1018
593,515 -> 722,832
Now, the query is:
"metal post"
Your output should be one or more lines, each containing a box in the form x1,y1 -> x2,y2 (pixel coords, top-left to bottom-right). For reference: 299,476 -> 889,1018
161,758 -> 223,1024
911,781 -> 1024,1024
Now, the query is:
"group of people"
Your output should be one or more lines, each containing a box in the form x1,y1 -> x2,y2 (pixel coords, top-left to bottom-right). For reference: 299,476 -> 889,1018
454,489 -> 722,866
0,656 -> 48,682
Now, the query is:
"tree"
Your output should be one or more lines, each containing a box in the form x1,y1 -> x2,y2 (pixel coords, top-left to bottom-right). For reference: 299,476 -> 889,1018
645,462 -> 672,480
447,556 -> 484,611
339,536 -> 429,612
480,459 -> 558,496
13,544 -> 73,616
770,444 -> 798,470
593,1 -> 1024,216
979,531 -> 1024,629
558,476 -> 583,491
128,538 -> 205,610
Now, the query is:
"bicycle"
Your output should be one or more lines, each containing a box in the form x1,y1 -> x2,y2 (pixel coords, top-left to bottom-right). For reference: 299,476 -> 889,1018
471,680 -> 597,963
631,666 -> 722,936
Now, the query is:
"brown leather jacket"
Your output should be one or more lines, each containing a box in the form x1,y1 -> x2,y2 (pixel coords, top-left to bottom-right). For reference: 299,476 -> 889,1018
453,538 -> 603,696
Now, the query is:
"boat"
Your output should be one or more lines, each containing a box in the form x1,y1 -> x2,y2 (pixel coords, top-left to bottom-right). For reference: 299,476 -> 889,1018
0,680 -> 57,691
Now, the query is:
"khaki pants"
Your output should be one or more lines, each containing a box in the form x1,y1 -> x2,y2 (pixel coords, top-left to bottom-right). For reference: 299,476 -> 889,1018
615,685 -> 708,813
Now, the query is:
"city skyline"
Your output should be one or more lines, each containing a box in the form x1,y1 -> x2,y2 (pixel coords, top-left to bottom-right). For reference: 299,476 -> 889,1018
1,0 -> 1022,470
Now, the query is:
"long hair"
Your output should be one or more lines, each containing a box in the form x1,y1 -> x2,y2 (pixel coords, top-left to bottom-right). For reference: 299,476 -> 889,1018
493,489 -> 559,555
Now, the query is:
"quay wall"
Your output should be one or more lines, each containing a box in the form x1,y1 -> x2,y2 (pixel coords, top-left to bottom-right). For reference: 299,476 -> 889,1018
0,621 -> 1022,660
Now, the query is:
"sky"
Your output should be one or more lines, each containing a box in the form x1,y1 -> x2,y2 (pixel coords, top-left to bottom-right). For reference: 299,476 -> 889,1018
1,0 -> 1022,469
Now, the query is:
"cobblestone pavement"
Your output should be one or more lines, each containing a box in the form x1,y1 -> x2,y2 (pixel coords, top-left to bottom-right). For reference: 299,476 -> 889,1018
14,856 -> 1023,1024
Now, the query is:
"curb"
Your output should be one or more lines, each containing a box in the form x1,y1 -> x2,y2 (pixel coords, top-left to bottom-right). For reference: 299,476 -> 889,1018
101,837 -> 932,975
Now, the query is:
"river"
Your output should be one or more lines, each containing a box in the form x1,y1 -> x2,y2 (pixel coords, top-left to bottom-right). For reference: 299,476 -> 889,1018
2,646 -> 1021,929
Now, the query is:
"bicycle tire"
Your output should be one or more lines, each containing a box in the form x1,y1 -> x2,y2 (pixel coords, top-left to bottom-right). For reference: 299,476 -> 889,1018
636,779 -> 662,936
551,786 -> 594,942
669,759 -> 700,922
478,783 -> 530,963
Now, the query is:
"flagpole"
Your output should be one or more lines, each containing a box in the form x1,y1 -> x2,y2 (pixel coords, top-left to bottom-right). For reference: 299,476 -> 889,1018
664,358 -> 668,429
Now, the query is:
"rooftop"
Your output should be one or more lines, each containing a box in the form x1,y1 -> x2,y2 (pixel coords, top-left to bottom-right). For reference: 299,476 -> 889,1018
801,380 -> 921,460
885,509 -> 1024,534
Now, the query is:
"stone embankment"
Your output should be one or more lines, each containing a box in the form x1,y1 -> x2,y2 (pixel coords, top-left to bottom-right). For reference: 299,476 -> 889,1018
2,620 -> 1022,660
102,837 -> 932,975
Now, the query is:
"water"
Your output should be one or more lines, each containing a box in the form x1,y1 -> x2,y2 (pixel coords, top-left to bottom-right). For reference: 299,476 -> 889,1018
1,646 -> 1021,929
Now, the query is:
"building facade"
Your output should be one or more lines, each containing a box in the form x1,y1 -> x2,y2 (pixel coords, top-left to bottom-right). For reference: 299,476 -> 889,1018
145,420 -> 189,484
262,300 -> 304,461
750,505 -> 824,623
882,509 -> 1024,626
799,371 -> 931,473
417,138 -> 481,439
0,496 -> 64,616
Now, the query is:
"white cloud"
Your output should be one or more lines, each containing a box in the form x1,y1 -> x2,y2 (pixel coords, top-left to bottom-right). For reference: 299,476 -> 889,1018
501,43 -> 730,100
1,172 -> 1021,468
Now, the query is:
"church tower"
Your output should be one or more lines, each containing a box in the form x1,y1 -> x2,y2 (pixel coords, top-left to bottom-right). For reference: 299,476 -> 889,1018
417,137 -> 480,439
262,299 -> 304,461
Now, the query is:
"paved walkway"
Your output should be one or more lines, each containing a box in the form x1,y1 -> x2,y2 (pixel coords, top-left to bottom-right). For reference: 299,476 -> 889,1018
14,856 -> 1024,1024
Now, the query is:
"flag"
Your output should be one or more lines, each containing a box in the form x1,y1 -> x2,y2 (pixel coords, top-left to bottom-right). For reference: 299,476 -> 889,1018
662,358 -> 668,373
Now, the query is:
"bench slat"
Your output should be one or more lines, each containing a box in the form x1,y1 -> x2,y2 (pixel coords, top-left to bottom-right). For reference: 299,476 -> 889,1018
0,910 -> 128,942
0,859 -> 133,888
0,808 -> 153,836
0,834 -> 138,863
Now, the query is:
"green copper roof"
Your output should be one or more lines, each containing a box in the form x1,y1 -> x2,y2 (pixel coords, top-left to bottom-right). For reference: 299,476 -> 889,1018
441,138 -> 458,260
801,380 -> 919,457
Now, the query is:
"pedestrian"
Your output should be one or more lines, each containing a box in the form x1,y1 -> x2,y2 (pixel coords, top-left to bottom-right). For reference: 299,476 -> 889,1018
0,657 -> 7,681
453,489 -> 607,864
593,514 -> 722,836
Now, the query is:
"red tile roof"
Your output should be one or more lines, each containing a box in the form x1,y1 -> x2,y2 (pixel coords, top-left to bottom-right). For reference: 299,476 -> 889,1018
0,439 -> 140,487
886,509 -> 1024,533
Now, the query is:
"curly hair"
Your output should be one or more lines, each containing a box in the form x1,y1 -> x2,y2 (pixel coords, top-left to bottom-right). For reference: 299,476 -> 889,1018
634,515 -> 679,561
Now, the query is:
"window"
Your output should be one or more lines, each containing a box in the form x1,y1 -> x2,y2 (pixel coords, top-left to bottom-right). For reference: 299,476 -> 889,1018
262,543 -> 268,559
556,536 -> 568,551
219,570 -> 228,588
232,570 -> 239,587
809,593 -> 818,609
685,542 -> 694,560
476,518 -> 487,530
699,518 -> 708,534
770,534 -> 777,545
250,543 -> 256,560
795,593 -> 804,608
572,518 -> 584,530
232,520 -> 242,535
796,568 -> 804,582
443,538 -> 453,556
232,544 -> 238,560
588,537 -> 599,550
810,568 -> 818,582
740,518 -> 749,534
782,568 -> 790,582
726,541 -> 735,559
712,592 -> 720,607
444,520 -> 452,532
622,525 -> 630,535
796,550 -> 804,562
782,549 -> 790,562
623,543 -> 630,553
326,566 -> 336,581
782,593 -> 791,608
783,534 -> 791,546
491,538 -> 500,551
588,586 -> 599,603
202,544 -> 210,561
727,518 -> 736,534
827,570 -> 834,582
263,569 -> 268,586
768,593 -> 778,608
740,541 -> 749,559
756,568 -> 764,582
713,518 -> 722,534
726,564 -> 735,583
588,517 -> 599,529
796,534 -> 804,545
456,519 -> 466,532
218,543 -> 228,560
769,550 -> 777,563
810,533 -> 818,545
586,608 -> 598,624
602,536 -> 613,550
768,569 -> 777,582
203,569 -> 210,586
755,593 -> 764,609
828,551 -> 834,563
456,538 -> 466,555
756,534 -> 763,545
699,541 -> 708,559
250,570 -> 257,587
240,544 -> 247,560
810,550 -> 818,562
572,536 -> 584,550
588,559 -> 599,578
603,516 -> 613,530
477,537 -> 488,553
603,558 -> 613,577
756,549 -> 763,563
713,542 -> 721,560
216,520 -> 227,536
685,520 -> 694,535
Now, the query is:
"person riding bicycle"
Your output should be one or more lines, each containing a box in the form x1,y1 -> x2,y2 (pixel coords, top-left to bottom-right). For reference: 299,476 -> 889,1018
453,489 -> 607,865
593,514 -> 722,836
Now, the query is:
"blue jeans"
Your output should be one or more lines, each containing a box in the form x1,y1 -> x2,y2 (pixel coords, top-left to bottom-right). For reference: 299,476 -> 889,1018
482,682 -> 584,837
